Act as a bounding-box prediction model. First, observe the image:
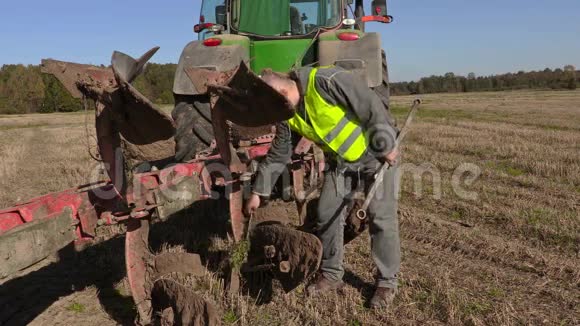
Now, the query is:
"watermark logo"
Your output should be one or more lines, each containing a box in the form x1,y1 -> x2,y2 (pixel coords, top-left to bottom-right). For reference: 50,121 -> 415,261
83,148 -> 482,204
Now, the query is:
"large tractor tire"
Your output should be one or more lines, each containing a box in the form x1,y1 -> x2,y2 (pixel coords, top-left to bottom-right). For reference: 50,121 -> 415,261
172,95 -> 215,162
373,50 -> 396,126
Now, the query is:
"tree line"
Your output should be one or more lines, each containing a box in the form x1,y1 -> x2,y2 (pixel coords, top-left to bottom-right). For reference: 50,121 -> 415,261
0,63 -> 177,114
391,65 -> 578,96
0,62 -> 578,114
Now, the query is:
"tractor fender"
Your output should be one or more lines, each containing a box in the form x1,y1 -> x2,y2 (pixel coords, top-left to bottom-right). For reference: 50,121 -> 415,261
318,30 -> 383,88
173,35 -> 250,96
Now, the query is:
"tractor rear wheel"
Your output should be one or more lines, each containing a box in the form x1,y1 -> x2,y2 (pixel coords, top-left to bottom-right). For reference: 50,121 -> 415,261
172,95 -> 215,162
373,50 -> 396,126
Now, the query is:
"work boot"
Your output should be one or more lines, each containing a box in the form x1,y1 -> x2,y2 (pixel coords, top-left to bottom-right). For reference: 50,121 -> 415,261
369,287 -> 397,309
306,274 -> 344,296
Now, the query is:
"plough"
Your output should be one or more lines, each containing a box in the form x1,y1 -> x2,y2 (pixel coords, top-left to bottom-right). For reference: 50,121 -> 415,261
0,48 -> 324,325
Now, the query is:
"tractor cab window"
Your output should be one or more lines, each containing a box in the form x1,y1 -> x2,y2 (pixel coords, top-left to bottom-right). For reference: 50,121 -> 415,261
200,0 -> 226,26
232,0 -> 342,36
198,0 -> 227,39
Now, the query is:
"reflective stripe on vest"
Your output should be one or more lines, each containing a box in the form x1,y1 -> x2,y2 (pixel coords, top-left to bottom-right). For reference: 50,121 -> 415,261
288,68 -> 367,162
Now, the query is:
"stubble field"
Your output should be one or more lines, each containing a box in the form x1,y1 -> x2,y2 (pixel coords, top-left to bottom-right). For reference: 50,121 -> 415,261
0,90 -> 578,325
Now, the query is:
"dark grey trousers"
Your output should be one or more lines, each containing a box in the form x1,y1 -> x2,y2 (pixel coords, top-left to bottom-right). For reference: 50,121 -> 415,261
316,155 -> 400,289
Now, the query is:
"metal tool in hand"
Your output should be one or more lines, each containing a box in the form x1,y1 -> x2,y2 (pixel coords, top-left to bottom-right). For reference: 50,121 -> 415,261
356,99 -> 422,220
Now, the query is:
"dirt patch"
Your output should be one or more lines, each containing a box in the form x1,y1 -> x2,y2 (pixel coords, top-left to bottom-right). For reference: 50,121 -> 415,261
252,201 -> 297,226
151,279 -> 220,326
247,223 -> 322,293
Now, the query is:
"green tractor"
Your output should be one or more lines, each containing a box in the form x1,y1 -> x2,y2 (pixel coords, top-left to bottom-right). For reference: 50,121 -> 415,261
172,0 -> 394,162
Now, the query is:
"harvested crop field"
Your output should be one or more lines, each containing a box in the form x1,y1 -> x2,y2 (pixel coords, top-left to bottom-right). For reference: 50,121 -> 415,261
1,90 -> 578,325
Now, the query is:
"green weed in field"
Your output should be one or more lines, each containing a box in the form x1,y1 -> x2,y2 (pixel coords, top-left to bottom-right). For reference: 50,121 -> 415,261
520,208 -> 553,226
450,211 -> 463,220
461,300 -> 491,316
66,302 -> 86,313
348,319 -> 363,326
486,161 -> 526,177
230,240 -> 249,271
223,309 -> 239,324
538,124 -> 573,131
488,287 -> 505,298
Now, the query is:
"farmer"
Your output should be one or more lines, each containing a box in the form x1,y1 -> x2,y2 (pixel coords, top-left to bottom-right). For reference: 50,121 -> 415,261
244,66 -> 401,308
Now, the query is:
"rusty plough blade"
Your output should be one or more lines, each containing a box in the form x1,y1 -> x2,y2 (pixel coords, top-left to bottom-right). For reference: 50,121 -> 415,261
185,62 -> 293,174
40,59 -> 115,99
110,49 -> 175,163
186,61 -> 294,128
41,47 -> 175,198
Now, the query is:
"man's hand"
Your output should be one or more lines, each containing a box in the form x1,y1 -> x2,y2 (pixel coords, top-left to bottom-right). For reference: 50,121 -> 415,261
383,148 -> 400,165
244,193 -> 261,216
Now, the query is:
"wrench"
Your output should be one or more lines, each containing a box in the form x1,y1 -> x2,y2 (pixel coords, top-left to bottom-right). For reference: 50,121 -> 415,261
356,99 -> 422,220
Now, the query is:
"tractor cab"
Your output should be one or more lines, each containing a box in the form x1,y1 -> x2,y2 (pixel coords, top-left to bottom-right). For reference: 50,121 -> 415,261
196,0 -> 227,39
197,0 -> 344,38
231,0 -> 343,36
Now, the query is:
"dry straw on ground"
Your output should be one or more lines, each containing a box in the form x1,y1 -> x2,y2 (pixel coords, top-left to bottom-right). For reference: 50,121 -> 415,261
0,91 -> 578,325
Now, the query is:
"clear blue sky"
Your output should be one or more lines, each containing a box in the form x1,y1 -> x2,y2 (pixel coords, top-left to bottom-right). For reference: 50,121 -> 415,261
0,0 -> 578,81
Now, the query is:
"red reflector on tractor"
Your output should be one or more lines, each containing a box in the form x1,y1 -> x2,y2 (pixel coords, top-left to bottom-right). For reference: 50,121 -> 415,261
337,32 -> 360,41
203,38 -> 222,47
194,23 -> 214,33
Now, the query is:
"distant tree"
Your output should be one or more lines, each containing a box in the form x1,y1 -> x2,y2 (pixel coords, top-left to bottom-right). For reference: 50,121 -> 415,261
492,76 -> 503,90
563,65 -> 577,90
0,62 -> 179,114
133,63 -> 177,104
0,72 -> 5,95
417,80 -> 426,94
408,81 -> 418,94
41,74 -> 82,113
567,78 -> 577,90
4,65 -> 44,113
391,66 -> 580,95
442,72 -> 456,92
465,73 -> 476,92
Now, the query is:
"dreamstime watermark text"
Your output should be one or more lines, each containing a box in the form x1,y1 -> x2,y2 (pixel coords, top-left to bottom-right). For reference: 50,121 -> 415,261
83,150 -> 482,204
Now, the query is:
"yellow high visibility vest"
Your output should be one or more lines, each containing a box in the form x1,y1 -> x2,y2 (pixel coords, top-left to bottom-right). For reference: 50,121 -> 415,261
288,68 -> 367,162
